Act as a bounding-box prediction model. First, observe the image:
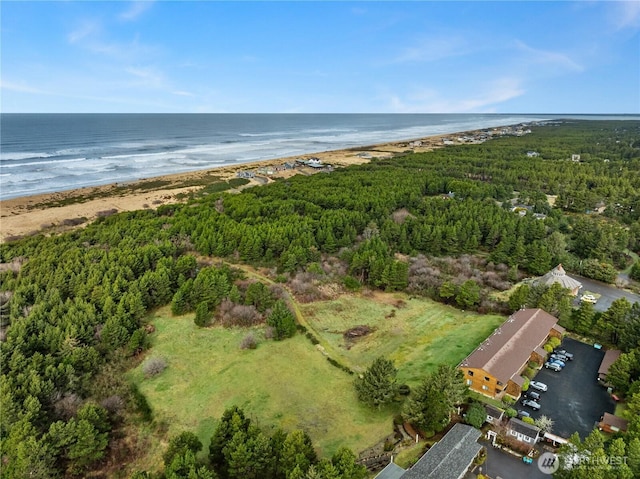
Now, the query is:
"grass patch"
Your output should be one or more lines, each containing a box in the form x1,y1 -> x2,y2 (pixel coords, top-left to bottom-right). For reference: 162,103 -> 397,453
300,294 -> 504,385
129,307 -> 393,460
394,441 -> 429,469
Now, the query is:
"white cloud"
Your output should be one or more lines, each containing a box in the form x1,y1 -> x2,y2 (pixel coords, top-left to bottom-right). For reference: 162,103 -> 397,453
388,77 -> 525,113
392,36 -> 470,64
0,80 -> 48,95
515,40 -> 584,72
610,0 -> 640,30
172,90 -> 194,97
120,1 -> 155,22
125,66 -> 165,88
67,21 -> 101,44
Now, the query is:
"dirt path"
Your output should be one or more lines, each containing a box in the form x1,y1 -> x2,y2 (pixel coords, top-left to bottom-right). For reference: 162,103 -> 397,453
224,262 -> 352,368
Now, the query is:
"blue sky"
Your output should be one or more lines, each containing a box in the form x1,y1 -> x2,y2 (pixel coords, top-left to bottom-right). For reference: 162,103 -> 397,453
2,1 -> 639,113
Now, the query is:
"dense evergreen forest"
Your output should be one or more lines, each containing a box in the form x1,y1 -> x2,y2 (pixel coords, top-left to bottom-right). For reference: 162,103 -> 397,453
1,120 -> 639,478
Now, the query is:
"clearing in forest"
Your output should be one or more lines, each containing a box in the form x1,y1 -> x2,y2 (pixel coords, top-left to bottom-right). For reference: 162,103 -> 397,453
129,306 -> 392,461
130,296 -> 504,467
300,293 -> 504,385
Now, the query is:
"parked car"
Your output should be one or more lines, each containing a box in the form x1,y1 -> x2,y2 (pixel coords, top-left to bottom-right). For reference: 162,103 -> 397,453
522,399 -> 541,410
545,361 -> 562,371
517,410 -> 531,419
551,353 -> 569,363
550,358 -> 566,368
554,349 -> 574,360
524,391 -> 541,401
529,381 -> 548,392
581,294 -> 597,304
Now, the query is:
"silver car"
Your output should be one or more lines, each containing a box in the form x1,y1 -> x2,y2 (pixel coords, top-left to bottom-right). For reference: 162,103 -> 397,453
522,399 -> 541,410
529,380 -> 548,392
545,361 -> 562,371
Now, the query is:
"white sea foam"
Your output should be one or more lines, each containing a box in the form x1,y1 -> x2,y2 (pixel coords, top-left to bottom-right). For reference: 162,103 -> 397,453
0,113 -> 583,200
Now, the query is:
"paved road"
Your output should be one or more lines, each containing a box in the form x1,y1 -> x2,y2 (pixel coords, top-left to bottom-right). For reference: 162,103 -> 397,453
527,338 -> 615,439
568,274 -> 640,312
472,441 -> 550,479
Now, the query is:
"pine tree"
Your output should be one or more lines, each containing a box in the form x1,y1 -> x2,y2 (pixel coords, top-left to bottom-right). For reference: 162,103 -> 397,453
573,301 -> 596,335
163,431 -> 203,467
354,357 -> 398,409
266,300 -> 297,340
194,301 -> 211,327
280,430 -> 317,478
508,284 -> 530,312
455,280 -> 480,309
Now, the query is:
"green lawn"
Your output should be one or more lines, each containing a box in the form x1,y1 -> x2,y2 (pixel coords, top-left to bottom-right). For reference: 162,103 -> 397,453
300,293 -> 504,385
130,295 -> 505,466
130,307 -> 393,460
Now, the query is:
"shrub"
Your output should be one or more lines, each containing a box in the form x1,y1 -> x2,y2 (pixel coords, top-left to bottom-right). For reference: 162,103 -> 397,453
521,377 -> 530,391
100,395 -> 125,416
465,402 -> 487,429
264,326 -> 276,340
549,336 -> 562,348
219,299 -> 262,327
343,275 -> 362,291
240,333 -> 258,350
475,446 -> 487,466
96,208 -> 118,218
523,367 -> 536,379
543,343 -> 554,353
53,393 -> 82,420
522,416 -> 535,425
327,357 -> 354,374
504,408 -> 517,418
142,357 -> 167,378
305,331 -> 320,345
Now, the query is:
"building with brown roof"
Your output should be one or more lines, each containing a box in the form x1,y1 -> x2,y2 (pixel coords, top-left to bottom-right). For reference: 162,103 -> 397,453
598,412 -> 629,434
598,349 -> 622,384
459,308 -> 564,399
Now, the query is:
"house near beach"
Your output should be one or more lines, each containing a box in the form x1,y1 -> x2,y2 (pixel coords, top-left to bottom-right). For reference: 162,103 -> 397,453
458,308 -> 564,400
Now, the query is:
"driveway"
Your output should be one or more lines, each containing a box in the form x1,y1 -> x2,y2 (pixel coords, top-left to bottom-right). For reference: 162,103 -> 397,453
469,441 -> 549,479
526,338 -> 615,439
568,274 -> 640,312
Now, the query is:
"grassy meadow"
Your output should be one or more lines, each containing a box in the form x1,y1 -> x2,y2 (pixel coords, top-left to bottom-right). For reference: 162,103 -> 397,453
130,306 -> 393,460
300,293 -> 505,385
130,295 -> 504,467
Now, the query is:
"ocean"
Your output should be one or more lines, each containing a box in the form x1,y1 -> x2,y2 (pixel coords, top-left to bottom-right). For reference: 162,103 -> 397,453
0,113 -> 632,201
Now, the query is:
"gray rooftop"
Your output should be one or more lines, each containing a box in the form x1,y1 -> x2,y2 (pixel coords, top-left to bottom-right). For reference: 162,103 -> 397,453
536,264 -> 582,291
375,462 -> 406,479
401,423 -> 482,479
508,417 -> 541,439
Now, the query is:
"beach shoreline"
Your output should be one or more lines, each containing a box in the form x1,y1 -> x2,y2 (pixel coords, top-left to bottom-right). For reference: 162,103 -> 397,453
0,125 -> 525,242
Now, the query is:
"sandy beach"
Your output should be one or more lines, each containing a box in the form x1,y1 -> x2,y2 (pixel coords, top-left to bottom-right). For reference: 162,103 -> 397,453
0,129 -> 490,242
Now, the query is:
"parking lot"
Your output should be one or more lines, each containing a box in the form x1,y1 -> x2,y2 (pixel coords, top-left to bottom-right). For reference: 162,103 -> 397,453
524,337 -> 616,439
568,273 -> 640,312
